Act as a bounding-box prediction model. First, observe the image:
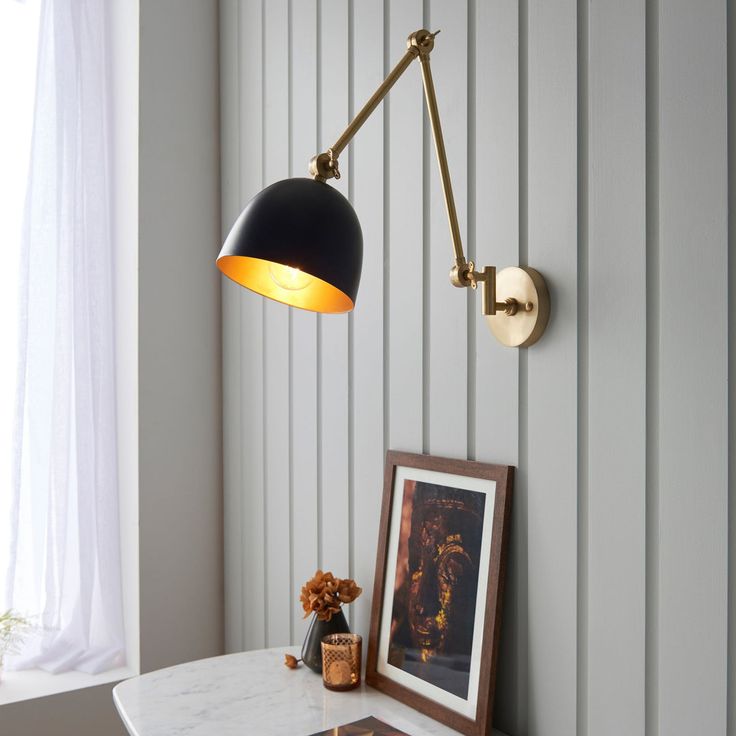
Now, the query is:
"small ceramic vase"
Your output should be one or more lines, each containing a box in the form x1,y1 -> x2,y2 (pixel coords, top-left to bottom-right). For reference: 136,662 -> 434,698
300,608 -> 350,674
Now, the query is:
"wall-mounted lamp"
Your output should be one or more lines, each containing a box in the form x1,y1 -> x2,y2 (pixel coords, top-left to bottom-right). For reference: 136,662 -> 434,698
217,29 -> 550,347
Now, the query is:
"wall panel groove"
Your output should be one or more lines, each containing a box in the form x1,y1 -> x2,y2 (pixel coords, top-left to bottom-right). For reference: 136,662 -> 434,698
466,0 -> 477,464
381,0 -> 390,468
728,2 -> 735,734
515,1 -> 529,732
645,0 -> 660,733
346,0 -> 355,628
286,0 -> 294,647
315,0 -> 324,579
576,0 -> 589,732
421,0 -> 431,458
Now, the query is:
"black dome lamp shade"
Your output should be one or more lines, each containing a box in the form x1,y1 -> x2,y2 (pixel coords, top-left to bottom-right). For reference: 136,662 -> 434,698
217,178 -> 363,313
217,29 -> 551,346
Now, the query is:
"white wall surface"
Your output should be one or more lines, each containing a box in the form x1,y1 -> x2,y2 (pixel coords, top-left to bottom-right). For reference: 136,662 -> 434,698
2,1 -> 223,734
221,2 -> 735,736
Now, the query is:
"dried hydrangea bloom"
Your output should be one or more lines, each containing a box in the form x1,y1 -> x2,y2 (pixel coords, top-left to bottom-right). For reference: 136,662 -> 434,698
337,578 -> 362,604
299,570 -> 363,621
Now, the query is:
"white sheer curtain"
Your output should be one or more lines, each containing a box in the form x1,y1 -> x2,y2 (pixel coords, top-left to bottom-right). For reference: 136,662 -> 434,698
3,0 -> 125,675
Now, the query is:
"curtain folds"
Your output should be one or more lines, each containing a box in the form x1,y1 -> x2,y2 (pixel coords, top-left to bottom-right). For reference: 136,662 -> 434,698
4,0 -> 125,675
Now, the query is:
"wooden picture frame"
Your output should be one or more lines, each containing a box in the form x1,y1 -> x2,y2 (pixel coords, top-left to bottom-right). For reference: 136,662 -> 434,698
366,451 -> 513,736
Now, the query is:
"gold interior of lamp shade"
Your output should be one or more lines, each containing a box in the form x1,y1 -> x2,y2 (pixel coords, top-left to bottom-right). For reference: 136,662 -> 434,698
217,255 -> 355,313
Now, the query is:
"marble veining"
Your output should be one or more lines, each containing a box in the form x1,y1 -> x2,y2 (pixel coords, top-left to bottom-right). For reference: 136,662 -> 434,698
113,647 -> 508,736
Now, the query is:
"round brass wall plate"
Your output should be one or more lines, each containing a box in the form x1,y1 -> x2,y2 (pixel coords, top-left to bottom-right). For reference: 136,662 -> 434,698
485,266 -> 550,347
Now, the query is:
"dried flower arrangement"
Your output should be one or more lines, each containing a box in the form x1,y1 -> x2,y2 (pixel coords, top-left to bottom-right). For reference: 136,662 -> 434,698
284,571 -> 362,670
300,570 -> 362,622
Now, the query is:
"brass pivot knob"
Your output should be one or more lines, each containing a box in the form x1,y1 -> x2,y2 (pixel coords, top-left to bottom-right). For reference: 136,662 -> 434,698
501,299 -> 535,316
407,29 -> 440,56
486,267 -> 550,347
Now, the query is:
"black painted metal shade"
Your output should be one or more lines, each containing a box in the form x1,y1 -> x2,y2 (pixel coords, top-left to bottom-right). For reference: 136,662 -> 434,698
216,178 -> 363,313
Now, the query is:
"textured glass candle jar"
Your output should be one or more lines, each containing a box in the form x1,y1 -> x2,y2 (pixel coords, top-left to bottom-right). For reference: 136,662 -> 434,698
321,633 -> 362,691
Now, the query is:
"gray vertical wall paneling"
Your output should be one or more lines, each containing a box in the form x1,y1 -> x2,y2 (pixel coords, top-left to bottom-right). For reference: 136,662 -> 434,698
319,0 -> 352,578
657,1 -> 729,733
290,0 -> 320,646
240,0 -> 267,654
576,0 -> 588,730
729,2 -> 736,732
263,0 -> 292,648
426,0 -> 468,458
220,0 -> 736,732
220,0 -> 243,653
387,0 -> 424,454
240,0 -> 267,653
351,0 -> 385,641
526,0 -> 578,734
471,0 -> 521,466
471,10 -> 520,480
644,0 -> 660,730
516,3 -> 530,731
472,1 -> 522,733
586,1 -> 647,735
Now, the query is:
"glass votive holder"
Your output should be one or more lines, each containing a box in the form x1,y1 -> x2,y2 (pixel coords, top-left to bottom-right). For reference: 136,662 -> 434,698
321,633 -> 361,691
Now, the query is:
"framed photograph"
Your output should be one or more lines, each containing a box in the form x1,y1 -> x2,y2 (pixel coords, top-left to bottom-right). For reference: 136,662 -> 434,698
366,451 -> 513,736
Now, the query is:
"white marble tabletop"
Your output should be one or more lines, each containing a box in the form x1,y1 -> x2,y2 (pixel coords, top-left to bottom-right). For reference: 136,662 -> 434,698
113,647 -> 508,736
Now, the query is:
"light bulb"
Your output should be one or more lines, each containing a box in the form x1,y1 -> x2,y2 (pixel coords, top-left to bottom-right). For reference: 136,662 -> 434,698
268,263 -> 313,291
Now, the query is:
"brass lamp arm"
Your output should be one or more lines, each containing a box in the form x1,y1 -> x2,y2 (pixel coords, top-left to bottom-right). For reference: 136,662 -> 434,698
309,28 -> 539,325
310,32 -> 477,275
308,30 -> 432,179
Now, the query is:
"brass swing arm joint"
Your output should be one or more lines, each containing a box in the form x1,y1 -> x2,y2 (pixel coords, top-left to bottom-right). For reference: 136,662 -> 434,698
450,262 -> 533,317
309,148 -> 340,182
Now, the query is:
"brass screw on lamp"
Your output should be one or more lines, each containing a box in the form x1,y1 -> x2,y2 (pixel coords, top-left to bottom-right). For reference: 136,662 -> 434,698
217,29 -> 550,348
